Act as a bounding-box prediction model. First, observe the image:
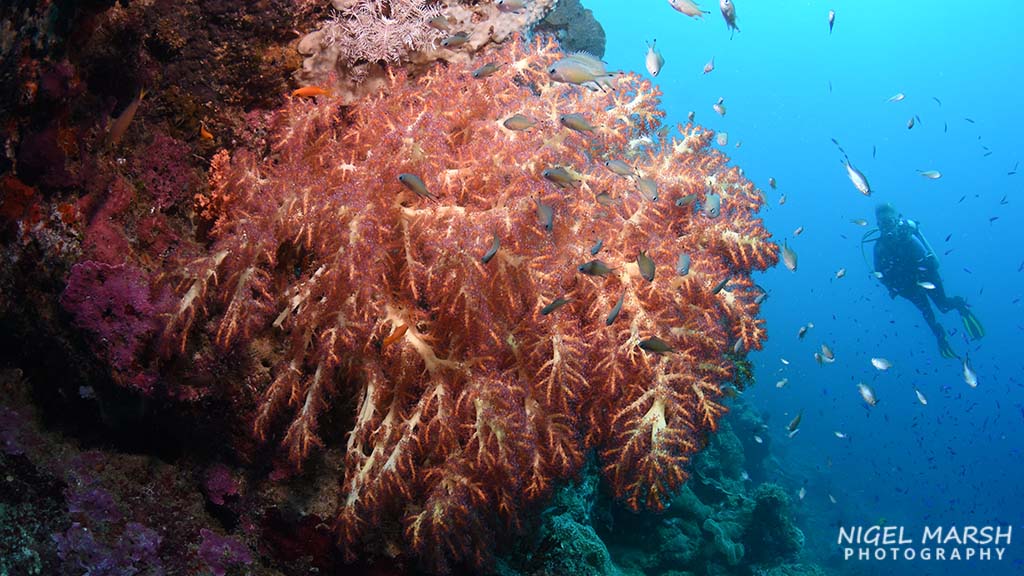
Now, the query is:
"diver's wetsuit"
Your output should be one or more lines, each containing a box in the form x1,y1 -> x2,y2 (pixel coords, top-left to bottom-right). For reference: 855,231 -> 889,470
873,221 -> 965,343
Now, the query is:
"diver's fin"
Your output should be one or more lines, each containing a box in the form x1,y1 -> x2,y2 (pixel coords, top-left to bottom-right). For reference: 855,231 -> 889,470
938,337 -> 959,360
961,309 -> 985,340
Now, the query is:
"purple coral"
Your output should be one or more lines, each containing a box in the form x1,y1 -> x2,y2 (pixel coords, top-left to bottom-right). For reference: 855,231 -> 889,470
60,261 -> 162,393
203,463 -> 240,506
131,133 -> 198,210
198,528 -> 253,576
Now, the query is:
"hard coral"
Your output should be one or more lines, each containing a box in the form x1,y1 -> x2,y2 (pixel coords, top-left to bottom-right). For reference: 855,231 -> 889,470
166,36 -> 777,571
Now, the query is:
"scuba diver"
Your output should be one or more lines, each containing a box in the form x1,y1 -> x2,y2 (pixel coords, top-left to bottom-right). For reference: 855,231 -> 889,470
865,203 -> 984,358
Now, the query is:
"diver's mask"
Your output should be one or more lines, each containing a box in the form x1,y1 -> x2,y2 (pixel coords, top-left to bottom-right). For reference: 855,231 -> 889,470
879,214 -> 908,238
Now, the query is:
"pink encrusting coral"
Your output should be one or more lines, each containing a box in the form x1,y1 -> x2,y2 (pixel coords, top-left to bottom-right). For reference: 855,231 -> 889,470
160,36 -> 777,571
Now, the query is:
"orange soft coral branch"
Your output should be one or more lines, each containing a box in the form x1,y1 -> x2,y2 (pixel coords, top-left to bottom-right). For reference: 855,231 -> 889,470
157,35 -> 778,571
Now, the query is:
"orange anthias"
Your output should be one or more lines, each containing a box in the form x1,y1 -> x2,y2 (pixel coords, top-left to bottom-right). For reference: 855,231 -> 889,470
164,36 -> 778,572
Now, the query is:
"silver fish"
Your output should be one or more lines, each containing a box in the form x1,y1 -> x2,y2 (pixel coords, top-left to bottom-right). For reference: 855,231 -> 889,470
781,240 -> 797,271
541,296 -> 572,315
578,259 -> 613,277
858,382 -> 878,406
918,169 -> 942,179
590,238 -> 604,255
496,0 -> 527,13
963,354 -> 978,387
559,113 -> 596,133
543,167 -> 580,188
716,132 -> 728,146
828,9 -> 835,34
606,291 -> 625,325
676,253 -> 691,276
915,388 -> 928,405
604,159 -> 635,178
639,336 -> 673,354
844,159 -> 872,196
637,177 -> 659,201
870,357 -> 892,371
503,114 -> 536,131
703,56 -> 715,74
472,62 -> 501,79
720,0 -> 739,36
835,267 -> 846,278
704,192 -> 721,217
441,31 -> 471,48
887,92 -> 905,103
535,198 -> 554,231
669,0 -> 710,18
645,40 -> 665,77
637,250 -> 656,282
398,173 -> 437,201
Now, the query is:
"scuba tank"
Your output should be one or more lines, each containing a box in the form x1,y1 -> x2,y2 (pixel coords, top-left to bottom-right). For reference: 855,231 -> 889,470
860,218 -> 939,275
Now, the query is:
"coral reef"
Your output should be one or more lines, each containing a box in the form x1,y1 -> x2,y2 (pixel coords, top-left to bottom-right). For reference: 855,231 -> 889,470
162,35 -> 776,571
533,0 -> 607,57
297,0 -> 560,101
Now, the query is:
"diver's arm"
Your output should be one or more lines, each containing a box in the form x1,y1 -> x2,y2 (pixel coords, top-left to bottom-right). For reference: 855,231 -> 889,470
873,242 -> 898,297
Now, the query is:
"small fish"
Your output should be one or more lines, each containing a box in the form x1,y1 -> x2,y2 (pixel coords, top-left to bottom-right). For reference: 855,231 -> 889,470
535,198 -> 554,231
873,271 -> 884,279
814,352 -> 823,366
541,296 -> 572,315
427,15 -> 452,31
793,226 -> 804,236
716,132 -> 729,146
703,192 -> 721,217
291,86 -> 330,98
719,0 -> 739,36
637,250 -> 656,282
595,192 -> 616,206
675,193 -> 698,207
887,92 -> 905,103
907,117 -> 916,130
918,169 -> 942,179
779,193 -> 787,205
199,121 -> 214,141
703,56 -> 715,74
871,357 -> 892,371
754,435 -> 763,444
844,158 -> 872,196
872,145 -> 877,158
733,339 -> 745,354
828,9 -> 835,34
441,31 -> 471,48
548,53 -> 617,90
496,0 -> 527,12
687,111 -> 696,123
711,276 -> 731,294
578,259 -> 613,277
472,62 -> 501,79
834,431 -> 847,439
932,96 -> 942,107
604,159 -> 635,177
915,388 -> 928,406
645,40 -> 665,77
637,177 -> 659,201
787,410 -> 803,435
964,117 -> 975,123
606,290 -> 625,325
503,114 -> 536,131
108,89 -> 146,146
829,494 -> 837,504
590,239 -> 604,255
775,378 -> 788,389
821,343 -> 835,361
781,357 -> 790,365
798,487 -> 806,500
542,167 -> 580,188
797,325 -> 808,339
398,173 -> 437,201
638,336 -> 674,354
858,382 -> 878,406
963,355 -> 978,388
713,101 -> 727,116
835,268 -> 846,278
850,218 -> 868,226
769,177 -> 777,189
781,240 -> 798,271
481,235 -> 500,264
383,323 -> 409,348
559,113 -> 596,133
676,253 -> 691,276
669,0 -> 710,18
917,281 -> 936,290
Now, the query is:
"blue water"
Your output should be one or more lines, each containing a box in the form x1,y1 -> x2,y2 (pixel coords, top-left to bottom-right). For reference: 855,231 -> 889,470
586,1 -> 1024,573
